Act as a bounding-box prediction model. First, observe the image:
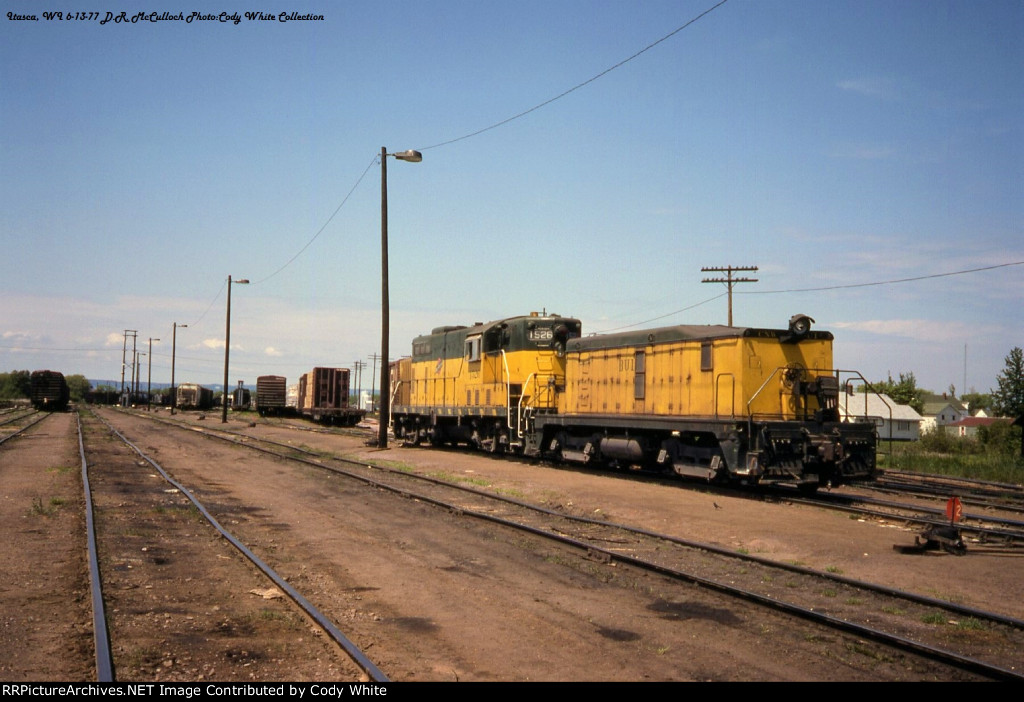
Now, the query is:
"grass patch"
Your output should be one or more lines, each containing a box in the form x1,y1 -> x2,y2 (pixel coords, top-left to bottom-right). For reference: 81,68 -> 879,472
822,589 -> 838,598
825,565 -> 843,574
493,487 -> 527,499
427,470 -> 490,487
955,617 -> 986,631
921,612 -> 948,625
881,605 -> 906,616
27,496 -> 65,517
878,436 -> 1024,483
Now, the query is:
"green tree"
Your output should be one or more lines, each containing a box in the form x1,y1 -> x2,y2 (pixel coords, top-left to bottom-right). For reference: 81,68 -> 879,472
992,347 -> 1024,418
863,372 -> 926,415
0,370 -> 31,399
960,391 -> 993,415
65,374 -> 92,402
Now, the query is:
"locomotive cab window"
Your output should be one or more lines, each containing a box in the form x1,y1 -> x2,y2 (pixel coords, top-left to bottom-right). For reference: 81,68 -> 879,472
465,336 -> 481,362
701,341 -> 713,372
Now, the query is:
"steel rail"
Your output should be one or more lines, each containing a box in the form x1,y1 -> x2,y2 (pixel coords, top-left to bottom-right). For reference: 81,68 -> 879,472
128,408 -> 1024,631
77,411 -> 114,681
0,411 -> 49,445
89,410 -> 389,683
117,409 -> 1023,680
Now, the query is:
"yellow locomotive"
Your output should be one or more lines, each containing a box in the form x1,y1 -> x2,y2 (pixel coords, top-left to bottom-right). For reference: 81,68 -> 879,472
391,312 -> 581,452
391,312 -> 877,491
535,314 -> 877,490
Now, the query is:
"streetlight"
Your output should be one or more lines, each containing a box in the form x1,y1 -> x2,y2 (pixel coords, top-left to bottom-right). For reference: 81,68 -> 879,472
223,275 -> 249,422
170,323 -> 187,414
147,337 -> 160,411
379,147 -> 422,448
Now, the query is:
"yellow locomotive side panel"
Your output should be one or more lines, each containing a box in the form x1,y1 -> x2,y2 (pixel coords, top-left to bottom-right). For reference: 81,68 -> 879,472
408,349 -> 563,411
564,329 -> 836,421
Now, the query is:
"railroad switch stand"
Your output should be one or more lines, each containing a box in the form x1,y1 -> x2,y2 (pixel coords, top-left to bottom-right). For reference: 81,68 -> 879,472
893,497 -> 967,556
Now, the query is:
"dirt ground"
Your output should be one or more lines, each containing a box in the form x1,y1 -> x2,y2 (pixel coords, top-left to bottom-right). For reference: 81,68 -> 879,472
2,409 -> 1022,682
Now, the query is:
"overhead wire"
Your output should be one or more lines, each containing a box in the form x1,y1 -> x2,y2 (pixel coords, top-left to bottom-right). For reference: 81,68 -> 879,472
253,0 -> 731,284
418,0 -> 731,152
738,260 -> 1024,295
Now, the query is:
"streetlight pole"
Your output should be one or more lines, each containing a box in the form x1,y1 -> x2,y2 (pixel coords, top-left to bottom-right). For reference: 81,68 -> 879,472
170,323 -> 186,414
223,275 -> 249,423
379,147 -> 422,448
134,352 -> 144,404
147,337 -> 160,411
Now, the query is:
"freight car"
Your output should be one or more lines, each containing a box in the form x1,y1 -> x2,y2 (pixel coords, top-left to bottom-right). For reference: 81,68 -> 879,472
175,383 -> 214,411
255,375 -> 288,416
297,367 -> 365,426
231,387 -> 251,410
391,312 -> 877,491
29,370 -> 70,411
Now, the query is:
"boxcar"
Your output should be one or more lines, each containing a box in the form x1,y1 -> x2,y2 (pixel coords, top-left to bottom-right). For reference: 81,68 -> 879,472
231,387 -> 251,410
176,383 -> 214,410
256,375 -> 288,415
30,370 -> 70,411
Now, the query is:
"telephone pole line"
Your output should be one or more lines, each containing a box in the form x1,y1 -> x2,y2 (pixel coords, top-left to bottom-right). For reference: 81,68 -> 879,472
701,265 -> 758,326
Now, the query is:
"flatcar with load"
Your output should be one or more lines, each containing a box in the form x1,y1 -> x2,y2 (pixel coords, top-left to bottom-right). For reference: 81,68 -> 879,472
297,367 -> 365,426
30,370 -> 70,411
392,312 -> 877,491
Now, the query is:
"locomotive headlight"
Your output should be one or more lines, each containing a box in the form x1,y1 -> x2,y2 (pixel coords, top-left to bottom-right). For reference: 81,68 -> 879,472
788,314 -> 814,336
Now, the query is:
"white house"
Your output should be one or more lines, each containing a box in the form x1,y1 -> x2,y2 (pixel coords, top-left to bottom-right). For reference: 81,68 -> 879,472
838,392 -> 923,441
919,398 -> 969,434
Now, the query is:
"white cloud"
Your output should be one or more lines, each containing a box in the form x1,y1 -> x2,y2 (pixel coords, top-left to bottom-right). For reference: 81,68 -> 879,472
265,347 -> 283,357
832,319 -> 998,343
837,77 -> 897,99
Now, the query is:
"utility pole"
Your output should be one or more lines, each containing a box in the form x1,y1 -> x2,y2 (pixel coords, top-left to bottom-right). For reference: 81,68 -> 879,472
701,265 -> 758,326
368,353 -> 380,413
120,329 -> 137,397
353,360 -> 366,407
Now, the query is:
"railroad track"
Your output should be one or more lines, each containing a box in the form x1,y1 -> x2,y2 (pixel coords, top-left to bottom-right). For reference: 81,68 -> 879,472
76,408 -> 388,682
0,409 -> 46,445
110,407 -> 1024,681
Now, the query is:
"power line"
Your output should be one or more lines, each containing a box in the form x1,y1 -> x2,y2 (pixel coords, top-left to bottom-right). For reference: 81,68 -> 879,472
419,0 -> 731,152
701,265 -> 758,326
738,260 -> 1024,295
594,260 -> 1022,335
595,293 -> 727,334
252,1 -> 731,282
252,155 -> 378,286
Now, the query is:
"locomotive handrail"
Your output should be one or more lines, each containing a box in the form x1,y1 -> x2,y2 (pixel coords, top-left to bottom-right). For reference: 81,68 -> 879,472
837,371 -> 894,444
714,373 -> 736,419
501,350 -> 512,432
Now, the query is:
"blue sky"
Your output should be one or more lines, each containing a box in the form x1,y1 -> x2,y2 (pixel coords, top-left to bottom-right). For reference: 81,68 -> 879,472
2,0 -> 1021,398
